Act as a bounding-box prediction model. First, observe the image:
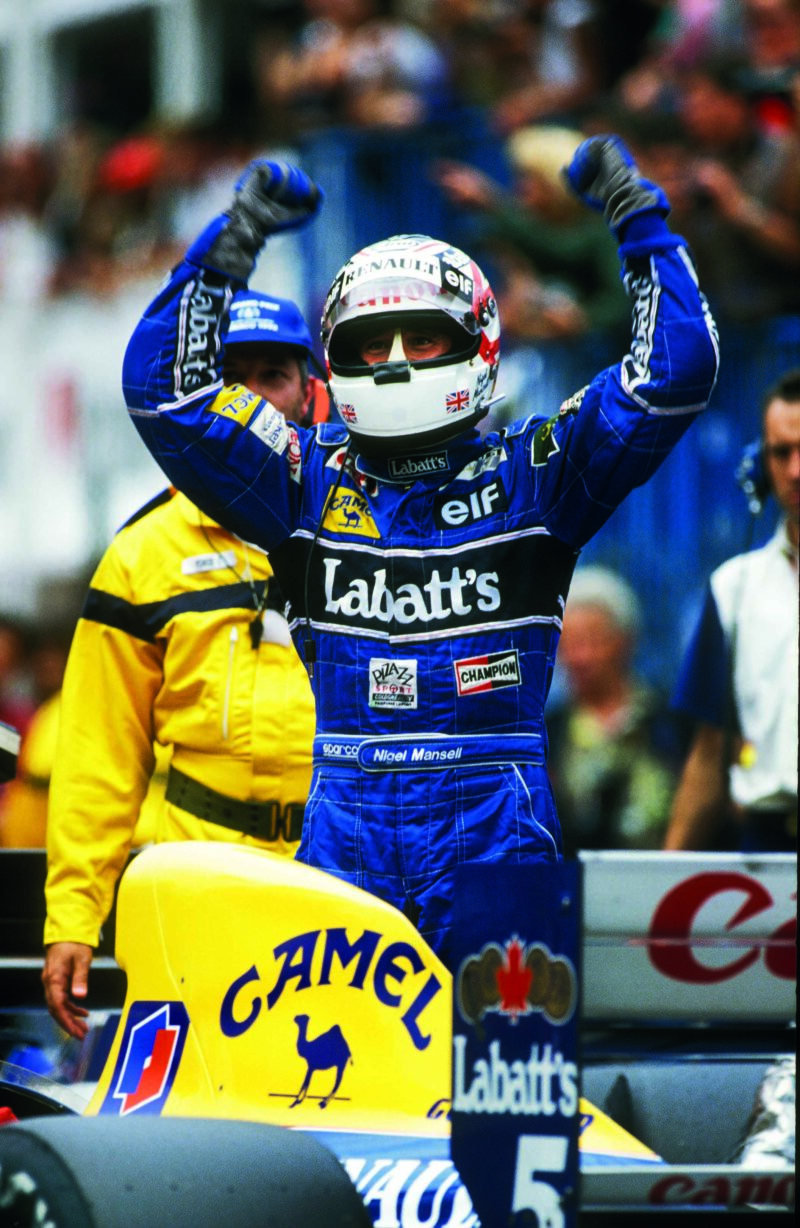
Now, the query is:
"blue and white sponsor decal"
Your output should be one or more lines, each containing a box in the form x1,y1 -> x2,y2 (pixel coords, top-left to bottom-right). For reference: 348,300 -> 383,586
99,1000 -> 190,1116
312,1132 -> 478,1228
450,863 -> 582,1228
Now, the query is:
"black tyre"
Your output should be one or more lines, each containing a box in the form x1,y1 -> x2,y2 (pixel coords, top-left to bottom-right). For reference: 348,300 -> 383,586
0,1115 -> 371,1227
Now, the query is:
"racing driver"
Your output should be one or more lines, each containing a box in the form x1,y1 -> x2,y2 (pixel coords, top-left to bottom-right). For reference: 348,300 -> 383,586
122,137 -> 720,968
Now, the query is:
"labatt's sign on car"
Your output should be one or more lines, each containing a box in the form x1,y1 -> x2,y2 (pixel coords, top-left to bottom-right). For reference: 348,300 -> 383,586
450,863 -> 582,1228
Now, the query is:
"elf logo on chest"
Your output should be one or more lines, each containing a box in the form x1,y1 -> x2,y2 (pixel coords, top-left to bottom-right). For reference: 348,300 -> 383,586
433,479 -> 508,529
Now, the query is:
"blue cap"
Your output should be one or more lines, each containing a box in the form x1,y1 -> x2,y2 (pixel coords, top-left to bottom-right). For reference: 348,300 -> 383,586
225,290 -> 313,353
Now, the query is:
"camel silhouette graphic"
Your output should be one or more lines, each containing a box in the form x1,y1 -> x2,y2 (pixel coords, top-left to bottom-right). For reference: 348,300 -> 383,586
342,506 -> 361,529
291,1014 -> 353,1108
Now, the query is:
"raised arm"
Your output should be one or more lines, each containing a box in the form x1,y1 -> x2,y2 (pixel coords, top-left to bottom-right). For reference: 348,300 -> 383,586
122,161 -> 324,550
525,136 -> 720,547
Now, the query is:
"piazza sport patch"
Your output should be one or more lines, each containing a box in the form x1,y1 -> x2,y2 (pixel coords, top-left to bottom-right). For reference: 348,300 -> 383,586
455,650 -> 521,696
369,658 -> 418,709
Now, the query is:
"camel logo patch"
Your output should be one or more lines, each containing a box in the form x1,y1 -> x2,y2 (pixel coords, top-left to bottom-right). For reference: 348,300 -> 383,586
290,1014 -> 353,1108
322,488 -> 380,538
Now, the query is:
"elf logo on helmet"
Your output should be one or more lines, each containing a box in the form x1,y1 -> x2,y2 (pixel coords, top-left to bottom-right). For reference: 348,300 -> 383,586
441,261 -> 474,303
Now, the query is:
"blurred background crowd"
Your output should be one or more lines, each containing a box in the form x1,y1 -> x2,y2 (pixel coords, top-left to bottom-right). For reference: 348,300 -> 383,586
1,0 -> 798,314
1,0 -> 798,854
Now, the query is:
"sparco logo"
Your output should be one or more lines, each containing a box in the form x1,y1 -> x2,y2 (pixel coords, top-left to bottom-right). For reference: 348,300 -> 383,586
178,279 -> 224,393
324,558 -> 500,626
455,650 -> 520,696
388,453 -> 449,479
322,741 -> 359,758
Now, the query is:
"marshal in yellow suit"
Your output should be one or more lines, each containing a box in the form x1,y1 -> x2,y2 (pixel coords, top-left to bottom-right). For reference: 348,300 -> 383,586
44,488 -> 316,949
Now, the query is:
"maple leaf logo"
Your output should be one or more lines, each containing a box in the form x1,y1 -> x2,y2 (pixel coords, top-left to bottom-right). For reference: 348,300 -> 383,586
496,938 -> 532,1021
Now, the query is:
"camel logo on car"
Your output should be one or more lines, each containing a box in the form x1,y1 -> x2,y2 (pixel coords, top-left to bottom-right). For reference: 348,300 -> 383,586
219,928 -> 443,1052
289,1014 -> 353,1108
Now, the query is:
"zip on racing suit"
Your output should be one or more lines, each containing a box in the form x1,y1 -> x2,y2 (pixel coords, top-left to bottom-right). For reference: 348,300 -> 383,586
122,140 -> 720,967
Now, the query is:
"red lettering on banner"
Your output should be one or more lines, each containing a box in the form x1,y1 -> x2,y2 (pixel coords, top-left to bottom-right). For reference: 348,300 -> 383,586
764,914 -> 797,979
648,1172 -> 795,1208
649,1175 -> 695,1203
647,872 -> 795,984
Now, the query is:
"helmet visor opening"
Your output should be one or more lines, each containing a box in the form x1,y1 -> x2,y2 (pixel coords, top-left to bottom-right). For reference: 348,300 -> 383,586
328,310 -> 480,375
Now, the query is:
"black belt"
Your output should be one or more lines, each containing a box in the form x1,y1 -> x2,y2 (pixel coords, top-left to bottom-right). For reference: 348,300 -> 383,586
165,765 -> 304,843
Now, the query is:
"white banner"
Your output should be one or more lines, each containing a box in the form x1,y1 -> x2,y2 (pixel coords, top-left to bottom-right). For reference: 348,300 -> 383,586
580,852 -> 796,1022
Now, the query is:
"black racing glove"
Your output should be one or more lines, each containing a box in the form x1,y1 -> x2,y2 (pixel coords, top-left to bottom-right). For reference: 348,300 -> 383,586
203,159 -> 324,281
563,135 -> 670,237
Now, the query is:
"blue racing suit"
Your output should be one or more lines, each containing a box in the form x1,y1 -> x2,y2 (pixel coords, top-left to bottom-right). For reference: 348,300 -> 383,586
123,210 -> 719,966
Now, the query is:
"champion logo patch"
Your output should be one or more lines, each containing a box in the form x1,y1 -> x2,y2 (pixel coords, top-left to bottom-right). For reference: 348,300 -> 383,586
455,650 -> 521,695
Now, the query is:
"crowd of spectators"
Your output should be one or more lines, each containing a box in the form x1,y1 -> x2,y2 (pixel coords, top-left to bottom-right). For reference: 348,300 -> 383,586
0,0 -> 797,317
1,0 -> 798,859
0,612 -> 76,847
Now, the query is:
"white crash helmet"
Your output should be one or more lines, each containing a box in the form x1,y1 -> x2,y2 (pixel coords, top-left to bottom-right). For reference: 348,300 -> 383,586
321,234 -> 500,456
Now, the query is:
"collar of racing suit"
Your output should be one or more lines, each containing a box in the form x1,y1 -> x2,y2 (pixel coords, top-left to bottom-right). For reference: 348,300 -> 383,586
351,428 -> 488,485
